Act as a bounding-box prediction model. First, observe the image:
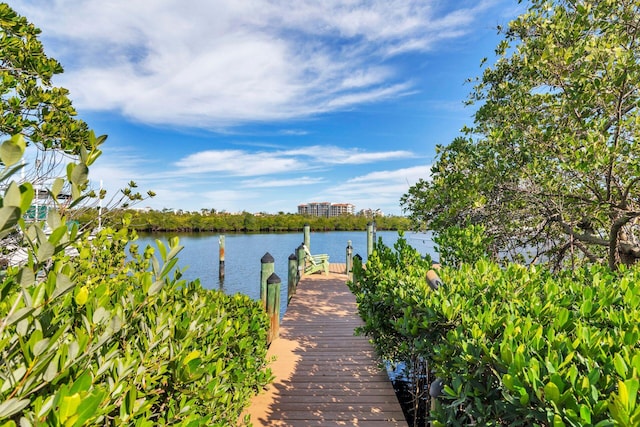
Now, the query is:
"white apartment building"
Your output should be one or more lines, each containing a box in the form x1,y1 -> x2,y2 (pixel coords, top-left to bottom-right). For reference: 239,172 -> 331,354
298,202 -> 355,217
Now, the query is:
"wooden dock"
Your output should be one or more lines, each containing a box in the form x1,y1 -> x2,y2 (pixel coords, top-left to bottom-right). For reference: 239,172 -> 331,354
245,263 -> 406,426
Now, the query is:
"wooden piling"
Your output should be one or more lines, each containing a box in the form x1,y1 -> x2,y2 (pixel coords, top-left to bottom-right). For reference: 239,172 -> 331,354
345,239 -> 353,277
260,252 -> 274,309
366,223 -> 374,258
296,243 -> 305,280
303,224 -> 310,252
266,272 -> 281,344
372,220 -> 377,242
218,235 -> 225,279
287,253 -> 297,304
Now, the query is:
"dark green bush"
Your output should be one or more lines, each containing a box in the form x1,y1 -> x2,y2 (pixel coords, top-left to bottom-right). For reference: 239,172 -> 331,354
351,236 -> 640,426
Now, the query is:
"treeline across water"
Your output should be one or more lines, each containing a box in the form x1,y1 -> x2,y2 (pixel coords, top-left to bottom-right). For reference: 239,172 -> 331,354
79,209 -> 412,233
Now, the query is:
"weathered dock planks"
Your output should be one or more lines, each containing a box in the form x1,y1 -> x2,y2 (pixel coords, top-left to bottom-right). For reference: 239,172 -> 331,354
245,264 -> 406,426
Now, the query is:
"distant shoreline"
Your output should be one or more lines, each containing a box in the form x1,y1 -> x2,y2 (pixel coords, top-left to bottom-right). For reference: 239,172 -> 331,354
78,209 -> 413,234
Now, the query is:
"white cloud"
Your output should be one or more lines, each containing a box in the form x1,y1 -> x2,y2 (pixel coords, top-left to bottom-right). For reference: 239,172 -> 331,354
283,146 -> 415,164
279,129 -> 309,136
348,165 -> 430,183
90,143 -> 431,213
16,0 -> 499,128
174,150 -> 306,176
317,165 -> 431,214
172,146 -> 415,176
241,177 -> 325,188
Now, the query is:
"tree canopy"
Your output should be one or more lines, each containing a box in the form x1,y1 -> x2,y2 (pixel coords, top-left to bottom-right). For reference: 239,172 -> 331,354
0,3 -> 90,155
402,0 -> 640,270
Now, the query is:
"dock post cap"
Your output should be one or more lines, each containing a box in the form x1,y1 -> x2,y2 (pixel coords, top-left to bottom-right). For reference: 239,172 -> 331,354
267,272 -> 281,284
261,252 -> 274,263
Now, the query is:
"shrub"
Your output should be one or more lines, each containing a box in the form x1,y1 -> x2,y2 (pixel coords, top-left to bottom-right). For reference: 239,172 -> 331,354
433,223 -> 493,268
0,223 -> 273,426
352,235 -> 640,426
0,137 -> 272,426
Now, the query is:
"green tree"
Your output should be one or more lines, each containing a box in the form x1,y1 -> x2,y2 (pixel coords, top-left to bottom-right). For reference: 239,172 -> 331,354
0,3 -> 90,155
403,0 -> 640,270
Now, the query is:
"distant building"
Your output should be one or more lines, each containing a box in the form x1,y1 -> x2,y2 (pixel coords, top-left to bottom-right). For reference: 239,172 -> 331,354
358,208 -> 384,218
330,203 -> 355,217
24,187 -> 68,221
298,202 -> 355,217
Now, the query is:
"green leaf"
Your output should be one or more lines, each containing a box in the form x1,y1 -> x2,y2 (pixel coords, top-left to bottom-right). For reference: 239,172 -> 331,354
0,398 -> 30,419
553,414 -> 566,427
92,307 -> 110,324
70,162 -> 88,186
579,404 -> 591,423
5,307 -> 34,327
69,371 -> 92,395
59,393 -> 81,424
44,354 -> 60,382
18,267 -> 35,288
72,390 -> 104,427
71,183 -> 81,200
36,241 -> 55,261
51,273 -> 75,299
75,286 -> 88,306
18,183 -> 34,212
33,338 -> 50,357
3,181 -> 22,207
545,382 -> 561,404
51,177 -> 64,199
624,378 -> 638,411
619,380 -> 629,412
555,308 -> 570,329
167,241 -> 183,261
0,206 -> 21,237
155,239 -> 167,261
0,135 -> 26,167
148,279 -> 164,296
503,374 -> 515,391
48,225 -> 67,246
46,209 -> 63,232
614,353 -> 628,378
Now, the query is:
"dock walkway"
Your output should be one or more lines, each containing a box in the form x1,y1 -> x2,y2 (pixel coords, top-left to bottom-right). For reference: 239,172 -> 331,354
245,263 -> 406,426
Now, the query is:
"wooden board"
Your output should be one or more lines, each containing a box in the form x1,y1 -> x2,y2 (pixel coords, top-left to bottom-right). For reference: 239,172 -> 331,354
244,265 -> 406,426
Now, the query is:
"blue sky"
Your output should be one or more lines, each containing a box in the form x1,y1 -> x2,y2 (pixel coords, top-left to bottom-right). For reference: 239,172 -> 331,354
14,0 -> 522,215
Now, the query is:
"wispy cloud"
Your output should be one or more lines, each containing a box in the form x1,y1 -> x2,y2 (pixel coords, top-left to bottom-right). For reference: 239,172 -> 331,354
317,165 -> 431,214
174,150 -> 306,176
18,0 -> 498,129
279,129 -> 309,136
284,146 -> 415,164
348,166 -> 431,183
241,176 -> 325,188
172,146 -> 415,176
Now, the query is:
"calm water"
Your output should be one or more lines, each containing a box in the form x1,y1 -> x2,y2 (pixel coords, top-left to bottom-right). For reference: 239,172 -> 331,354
134,230 -> 436,316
